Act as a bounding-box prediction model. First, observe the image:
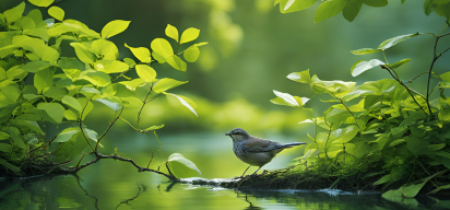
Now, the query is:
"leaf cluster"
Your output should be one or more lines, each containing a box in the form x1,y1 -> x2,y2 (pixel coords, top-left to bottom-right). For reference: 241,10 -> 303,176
272,30 -> 450,197
0,1 -> 203,178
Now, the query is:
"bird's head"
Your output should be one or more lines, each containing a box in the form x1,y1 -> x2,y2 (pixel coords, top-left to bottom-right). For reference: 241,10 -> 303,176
225,128 -> 250,142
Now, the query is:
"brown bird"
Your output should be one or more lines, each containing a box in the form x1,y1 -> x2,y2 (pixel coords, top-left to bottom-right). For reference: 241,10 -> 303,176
225,128 -> 306,177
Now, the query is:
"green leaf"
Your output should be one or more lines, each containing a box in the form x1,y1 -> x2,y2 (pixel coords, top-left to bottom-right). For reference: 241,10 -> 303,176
62,95 -> 82,114
0,131 -> 10,140
301,149 -> 319,160
164,93 -> 198,117
34,68 -> 53,94
390,139 -> 406,147
427,143 -> 446,151
19,61 -> 50,73
287,69 -> 311,83
77,98 -> 93,120
94,60 -> 129,74
144,124 -> 165,132
95,97 -> 121,111
37,102 -> 65,124
440,71 -> 450,82
381,188 -> 403,203
363,0 -> 388,7
54,128 -> 80,143
151,38 -> 174,58
402,182 -> 427,198
43,87 -> 68,100
10,120 -> 44,135
167,153 -> 201,178
28,0 -> 55,7
279,0 -> 317,13
4,2 -> 25,23
388,58 -> 411,70
8,127 -> 25,149
136,64 -> 157,83
180,27 -> 200,44
92,39 -> 119,60
124,43 -> 151,63
351,48 -> 381,55
378,33 -> 419,50
48,6 -> 64,21
343,1 -> 362,22
0,158 -> 20,174
183,46 -> 200,62
119,79 -> 145,91
70,43 -> 96,65
331,125 -> 359,143
270,90 -> 299,107
101,20 -> 131,39
165,24 -> 179,42
58,57 -> 84,71
343,79 -> 397,101
314,0 -> 347,23
436,151 -> 450,159
0,143 -> 12,152
351,59 -> 385,77
79,70 -> 111,87
0,81 -> 20,103
166,55 -> 187,71
153,78 -> 188,93
310,75 -> 356,98
123,58 -> 136,68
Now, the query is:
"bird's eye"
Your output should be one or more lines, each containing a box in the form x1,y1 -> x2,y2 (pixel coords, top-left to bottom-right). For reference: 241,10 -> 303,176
236,132 -> 240,135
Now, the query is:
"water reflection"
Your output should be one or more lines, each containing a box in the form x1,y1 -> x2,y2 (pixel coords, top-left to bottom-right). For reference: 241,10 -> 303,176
1,175 -> 450,210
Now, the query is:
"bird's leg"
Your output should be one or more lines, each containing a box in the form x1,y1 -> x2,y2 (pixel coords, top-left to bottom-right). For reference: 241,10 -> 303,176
241,165 -> 251,177
251,166 -> 262,176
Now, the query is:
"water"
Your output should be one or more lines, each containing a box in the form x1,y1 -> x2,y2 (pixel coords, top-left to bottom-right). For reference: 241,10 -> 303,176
0,133 -> 448,209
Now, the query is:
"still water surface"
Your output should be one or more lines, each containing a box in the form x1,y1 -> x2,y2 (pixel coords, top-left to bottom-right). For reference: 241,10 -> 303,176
0,133 -> 449,209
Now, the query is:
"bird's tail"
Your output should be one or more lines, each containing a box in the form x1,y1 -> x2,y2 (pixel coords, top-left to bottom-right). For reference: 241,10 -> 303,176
283,142 -> 307,149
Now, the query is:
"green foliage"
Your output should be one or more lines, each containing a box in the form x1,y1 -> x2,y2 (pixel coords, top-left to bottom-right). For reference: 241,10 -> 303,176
272,19 -> 450,197
0,1 -> 206,177
274,0 -> 450,22
166,153 -> 202,178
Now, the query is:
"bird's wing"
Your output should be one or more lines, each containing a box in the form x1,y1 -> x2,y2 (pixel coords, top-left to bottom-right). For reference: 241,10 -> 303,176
241,136 -> 285,153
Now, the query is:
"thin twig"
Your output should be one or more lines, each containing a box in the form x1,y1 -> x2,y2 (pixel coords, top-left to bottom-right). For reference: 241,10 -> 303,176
339,99 -> 359,128
95,107 -> 124,151
79,98 -> 95,152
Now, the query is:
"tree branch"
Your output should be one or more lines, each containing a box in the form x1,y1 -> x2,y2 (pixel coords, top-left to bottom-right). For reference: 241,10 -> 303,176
95,107 -> 124,151
68,152 -> 177,180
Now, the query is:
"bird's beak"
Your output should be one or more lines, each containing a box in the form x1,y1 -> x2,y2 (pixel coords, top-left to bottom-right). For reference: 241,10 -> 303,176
225,132 -> 231,136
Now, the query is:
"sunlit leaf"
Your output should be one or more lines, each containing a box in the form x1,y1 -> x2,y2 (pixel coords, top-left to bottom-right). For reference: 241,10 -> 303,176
153,78 -> 188,93
34,68 -> 53,94
351,59 -> 385,77
314,0 -> 347,23
48,6 -> 64,21
37,102 -> 65,124
43,87 -> 68,100
54,128 -> 80,143
19,61 -> 50,73
151,38 -> 173,58
136,64 -> 157,83
279,0 -> 316,13
183,46 -> 200,62
119,79 -> 145,91
28,0 -> 54,7
79,70 -> 111,87
166,55 -> 187,71
95,97 -> 121,111
92,39 -> 119,60
124,43 -> 151,63
331,125 -> 359,143
70,43 -> 96,65
8,127 -> 25,149
144,124 -> 165,132
287,69 -> 311,83
351,48 -> 381,55
164,93 -> 198,117
165,24 -> 179,42
180,27 -> 200,44
101,20 -> 131,39
167,153 -> 201,178
270,90 -> 299,107
0,131 -> 10,140
4,2 -> 25,23
62,95 -> 82,114
378,33 -> 419,50
94,60 -> 129,74
388,58 -> 411,70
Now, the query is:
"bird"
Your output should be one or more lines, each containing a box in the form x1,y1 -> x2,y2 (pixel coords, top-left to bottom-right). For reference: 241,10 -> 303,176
225,128 -> 306,177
